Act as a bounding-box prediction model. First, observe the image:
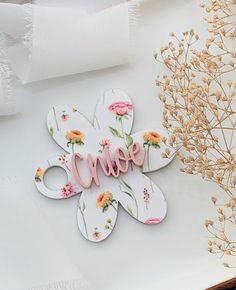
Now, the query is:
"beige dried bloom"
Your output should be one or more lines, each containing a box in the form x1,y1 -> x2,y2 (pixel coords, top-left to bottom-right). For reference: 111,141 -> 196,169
156,0 -> 236,265
211,197 -> 217,204
205,219 -> 214,227
223,262 -> 230,268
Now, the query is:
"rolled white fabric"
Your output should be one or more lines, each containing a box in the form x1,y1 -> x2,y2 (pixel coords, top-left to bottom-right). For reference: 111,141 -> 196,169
14,2 -> 130,83
0,3 -> 27,41
0,180 -> 93,290
0,1 -> 139,115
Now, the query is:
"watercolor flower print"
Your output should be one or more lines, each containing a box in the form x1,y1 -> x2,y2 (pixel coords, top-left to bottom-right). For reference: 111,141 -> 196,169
108,101 -> 134,148
35,89 -> 175,242
143,131 -> 163,170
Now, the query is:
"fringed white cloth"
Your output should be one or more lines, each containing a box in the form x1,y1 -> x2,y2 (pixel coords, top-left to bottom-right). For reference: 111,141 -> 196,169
0,33 -> 17,115
0,0 -> 140,115
28,279 -> 92,290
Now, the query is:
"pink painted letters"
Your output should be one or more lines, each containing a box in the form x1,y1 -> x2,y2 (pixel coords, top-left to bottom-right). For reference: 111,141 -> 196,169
71,142 -> 146,188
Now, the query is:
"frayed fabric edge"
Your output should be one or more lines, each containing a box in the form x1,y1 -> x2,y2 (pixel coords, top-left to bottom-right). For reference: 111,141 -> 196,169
128,0 -> 141,27
27,279 -> 93,290
127,0 -> 142,63
0,3 -> 33,115
0,33 -> 18,115
22,3 -> 33,51
0,1 -> 141,116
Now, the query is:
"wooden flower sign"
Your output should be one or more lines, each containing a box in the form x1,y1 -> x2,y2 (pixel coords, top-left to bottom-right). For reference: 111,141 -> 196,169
34,89 -> 175,242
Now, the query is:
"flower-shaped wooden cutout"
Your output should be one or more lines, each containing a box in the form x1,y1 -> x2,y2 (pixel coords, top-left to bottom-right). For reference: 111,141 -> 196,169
35,89 -> 175,242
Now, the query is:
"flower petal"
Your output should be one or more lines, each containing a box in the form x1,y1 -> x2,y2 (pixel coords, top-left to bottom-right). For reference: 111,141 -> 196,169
47,105 -> 99,154
115,167 -> 167,224
77,185 -> 119,242
94,89 -> 134,149
131,128 -> 175,173
34,154 -> 82,199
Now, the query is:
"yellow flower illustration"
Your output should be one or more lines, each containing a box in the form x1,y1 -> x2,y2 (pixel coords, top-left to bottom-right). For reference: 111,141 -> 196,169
143,131 -> 163,147
96,191 -> 117,212
143,131 -> 163,171
104,217 -> 113,230
35,167 -> 44,182
96,191 -> 112,208
104,224 -> 110,230
72,107 -> 78,112
66,130 -> 85,152
66,130 -> 85,143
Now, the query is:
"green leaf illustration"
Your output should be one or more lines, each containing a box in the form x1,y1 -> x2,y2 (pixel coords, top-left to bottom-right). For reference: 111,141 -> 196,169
116,115 -> 122,121
77,140 -> 84,145
152,143 -> 161,149
120,178 -> 133,192
109,127 -> 122,138
82,201 -> 86,212
102,204 -> 109,212
50,127 -> 54,137
35,177 -> 41,183
122,190 -> 133,199
125,134 -> 133,147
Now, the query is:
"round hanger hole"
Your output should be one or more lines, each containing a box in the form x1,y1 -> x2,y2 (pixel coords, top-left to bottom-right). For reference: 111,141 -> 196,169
43,166 -> 67,190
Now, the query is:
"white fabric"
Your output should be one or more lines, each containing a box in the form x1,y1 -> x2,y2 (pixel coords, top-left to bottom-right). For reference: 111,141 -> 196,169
0,180 -> 93,290
0,76 -> 18,115
0,33 -> 18,115
0,0 -> 137,115
33,0 -> 125,11
0,3 -> 27,40
5,2 -> 131,83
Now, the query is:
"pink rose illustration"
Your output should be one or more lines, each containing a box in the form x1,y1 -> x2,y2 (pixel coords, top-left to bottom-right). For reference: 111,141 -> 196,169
108,101 -> 134,148
93,228 -> 102,241
145,218 -> 161,225
108,101 -> 133,116
99,138 -> 112,153
100,138 -> 111,148
61,110 -> 69,122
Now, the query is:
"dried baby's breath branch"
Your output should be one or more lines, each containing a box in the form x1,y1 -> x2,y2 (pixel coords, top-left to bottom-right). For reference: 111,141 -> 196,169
156,0 -> 236,266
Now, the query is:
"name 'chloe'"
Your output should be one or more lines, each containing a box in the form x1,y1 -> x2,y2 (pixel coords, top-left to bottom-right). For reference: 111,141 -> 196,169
71,142 -> 146,189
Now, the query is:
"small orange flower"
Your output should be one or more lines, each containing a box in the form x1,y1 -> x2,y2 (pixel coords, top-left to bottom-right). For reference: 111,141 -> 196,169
96,191 -> 112,208
66,130 -> 85,145
143,131 -> 163,147
35,168 -> 44,182
96,191 -> 116,212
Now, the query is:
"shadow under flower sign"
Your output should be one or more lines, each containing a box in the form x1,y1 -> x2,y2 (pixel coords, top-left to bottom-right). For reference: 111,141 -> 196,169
34,89 -> 175,242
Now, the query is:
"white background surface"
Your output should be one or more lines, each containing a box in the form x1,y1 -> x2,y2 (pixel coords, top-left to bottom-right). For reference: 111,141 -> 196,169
0,0 -> 236,289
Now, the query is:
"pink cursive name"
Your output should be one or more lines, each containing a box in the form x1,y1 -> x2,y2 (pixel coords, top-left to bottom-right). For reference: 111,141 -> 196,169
71,142 -> 146,188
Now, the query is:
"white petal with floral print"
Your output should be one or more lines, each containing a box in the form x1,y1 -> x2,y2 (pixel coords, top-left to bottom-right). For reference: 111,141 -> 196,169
116,167 -> 167,224
78,182 -> 119,242
131,128 -> 175,172
47,105 -> 100,155
94,89 -> 134,150
34,154 -> 82,199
